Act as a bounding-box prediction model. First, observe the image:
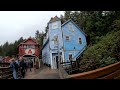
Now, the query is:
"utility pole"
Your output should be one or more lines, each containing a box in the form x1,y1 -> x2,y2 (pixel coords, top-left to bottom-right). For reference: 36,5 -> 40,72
57,35 -> 61,69
74,47 -> 75,61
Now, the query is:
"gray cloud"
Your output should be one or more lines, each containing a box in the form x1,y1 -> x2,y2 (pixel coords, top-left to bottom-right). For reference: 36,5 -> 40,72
0,11 -> 64,45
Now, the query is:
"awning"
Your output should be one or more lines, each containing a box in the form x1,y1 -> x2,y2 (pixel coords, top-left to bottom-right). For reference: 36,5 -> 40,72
22,54 -> 37,57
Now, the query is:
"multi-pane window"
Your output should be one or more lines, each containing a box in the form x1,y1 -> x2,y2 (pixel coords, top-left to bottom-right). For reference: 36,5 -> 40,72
52,22 -> 58,29
66,36 -> 70,41
79,38 -> 82,44
31,45 -> 35,48
69,54 -> 72,61
68,23 -> 74,32
26,45 -> 35,49
54,36 -> 58,44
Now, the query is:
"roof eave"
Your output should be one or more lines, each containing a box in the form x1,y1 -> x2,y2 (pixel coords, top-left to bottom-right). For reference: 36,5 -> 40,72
61,19 -> 86,36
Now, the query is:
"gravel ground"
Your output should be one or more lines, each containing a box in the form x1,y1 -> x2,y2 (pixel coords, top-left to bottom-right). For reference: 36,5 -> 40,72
24,65 -> 60,79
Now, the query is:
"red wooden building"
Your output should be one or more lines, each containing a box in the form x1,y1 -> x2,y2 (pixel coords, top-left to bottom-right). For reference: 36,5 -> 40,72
17,37 -> 40,67
2,56 -> 11,63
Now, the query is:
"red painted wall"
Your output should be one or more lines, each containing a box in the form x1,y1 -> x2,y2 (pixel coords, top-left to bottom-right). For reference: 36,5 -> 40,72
18,38 -> 40,57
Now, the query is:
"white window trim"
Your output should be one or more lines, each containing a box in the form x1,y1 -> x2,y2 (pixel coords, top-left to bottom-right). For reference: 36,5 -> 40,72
68,23 -> 74,32
52,22 -> 58,30
78,37 -> 82,44
66,36 -> 70,41
53,36 -> 58,45
60,56 -> 63,63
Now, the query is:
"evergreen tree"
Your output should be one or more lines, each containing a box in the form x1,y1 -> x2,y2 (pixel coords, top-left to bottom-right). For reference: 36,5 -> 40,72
35,30 -> 44,45
64,11 -> 72,21
60,14 -> 66,24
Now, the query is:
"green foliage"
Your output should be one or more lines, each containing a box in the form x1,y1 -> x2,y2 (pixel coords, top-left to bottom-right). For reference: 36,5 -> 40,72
79,30 -> 120,72
0,37 -> 24,57
35,30 -> 44,45
0,29 -> 44,58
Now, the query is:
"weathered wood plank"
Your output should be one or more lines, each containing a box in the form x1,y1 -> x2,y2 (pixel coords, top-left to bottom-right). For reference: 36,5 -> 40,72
99,70 -> 120,79
70,61 -> 120,79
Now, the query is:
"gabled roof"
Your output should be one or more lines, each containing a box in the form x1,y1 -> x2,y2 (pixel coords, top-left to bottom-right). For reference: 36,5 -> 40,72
61,19 -> 86,36
49,16 -> 60,23
18,36 -> 40,47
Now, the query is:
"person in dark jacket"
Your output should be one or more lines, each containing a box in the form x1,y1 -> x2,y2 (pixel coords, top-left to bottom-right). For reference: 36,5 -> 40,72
28,60 -> 32,71
15,57 -> 20,78
24,59 -> 26,72
20,59 -> 26,78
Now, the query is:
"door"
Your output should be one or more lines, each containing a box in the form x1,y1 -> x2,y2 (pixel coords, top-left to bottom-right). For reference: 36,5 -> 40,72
53,56 -> 59,69
53,56 -> 56,69
56,56 -> 58,69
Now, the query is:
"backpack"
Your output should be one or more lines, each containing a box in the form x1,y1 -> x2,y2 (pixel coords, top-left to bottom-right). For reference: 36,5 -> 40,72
14,62 -> 19,71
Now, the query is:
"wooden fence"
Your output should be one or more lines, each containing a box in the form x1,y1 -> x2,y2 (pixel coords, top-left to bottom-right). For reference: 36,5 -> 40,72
0,62 -> 22,79
60,61 -> 80,75
58,61 -> 120,79
69,61 -> 120,79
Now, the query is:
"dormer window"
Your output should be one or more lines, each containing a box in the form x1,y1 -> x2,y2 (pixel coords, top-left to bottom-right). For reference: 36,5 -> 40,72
68,23 -> 74,32
52,22 -> 58,29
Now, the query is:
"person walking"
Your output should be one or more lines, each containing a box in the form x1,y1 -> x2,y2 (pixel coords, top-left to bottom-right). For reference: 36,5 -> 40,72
15,57 -> 21,79
9,58 -> 18,79
20,59 -> 26,78
24,59 -> 28,72
28,60 -> 32,71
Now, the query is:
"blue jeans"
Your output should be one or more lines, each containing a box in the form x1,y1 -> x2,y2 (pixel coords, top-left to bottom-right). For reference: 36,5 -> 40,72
13,70 -> 17,79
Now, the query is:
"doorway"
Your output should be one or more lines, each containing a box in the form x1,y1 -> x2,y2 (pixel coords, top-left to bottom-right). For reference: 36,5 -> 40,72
53,56 -> 59,69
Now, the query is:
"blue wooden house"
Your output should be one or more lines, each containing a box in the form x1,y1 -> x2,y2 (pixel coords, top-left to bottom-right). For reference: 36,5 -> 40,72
42,16 -> 87,69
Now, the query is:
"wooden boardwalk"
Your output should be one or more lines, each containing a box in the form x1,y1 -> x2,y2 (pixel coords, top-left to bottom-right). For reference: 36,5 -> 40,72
24,66 -> 60,79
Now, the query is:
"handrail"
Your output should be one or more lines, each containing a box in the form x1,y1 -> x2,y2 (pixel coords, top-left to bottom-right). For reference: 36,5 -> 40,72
72,44 -> 87,61
0,63 -> 22,79
0,67 -> 13,79
69,61 -> 120,79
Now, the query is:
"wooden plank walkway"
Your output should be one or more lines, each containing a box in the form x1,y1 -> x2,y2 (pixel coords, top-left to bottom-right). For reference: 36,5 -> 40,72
24,66 -> 60,79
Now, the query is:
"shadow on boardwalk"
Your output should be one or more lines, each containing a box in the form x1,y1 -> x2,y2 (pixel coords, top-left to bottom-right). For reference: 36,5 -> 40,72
24,64 -> 60,79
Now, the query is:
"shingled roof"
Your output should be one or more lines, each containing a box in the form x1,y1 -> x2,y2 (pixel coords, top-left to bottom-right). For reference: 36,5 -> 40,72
49,16 -> 60,23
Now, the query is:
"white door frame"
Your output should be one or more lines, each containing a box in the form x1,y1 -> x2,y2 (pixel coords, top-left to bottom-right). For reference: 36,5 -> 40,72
53,55 -> 57,69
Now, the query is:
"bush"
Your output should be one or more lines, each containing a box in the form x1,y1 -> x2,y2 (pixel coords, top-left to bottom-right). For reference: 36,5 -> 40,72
79,30 -> 120,72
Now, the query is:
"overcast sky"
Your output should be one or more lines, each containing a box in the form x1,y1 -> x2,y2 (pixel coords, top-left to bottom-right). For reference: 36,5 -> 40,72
0,11 -> 64,45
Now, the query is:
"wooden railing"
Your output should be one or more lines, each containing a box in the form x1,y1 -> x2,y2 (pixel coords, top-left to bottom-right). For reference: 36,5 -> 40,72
72,45 -> 87,61
0,62 -> 22,79
0,67 -> 13,79
0,62 -> 10,67
69,61 -> 120,79
60,61 -> 80,75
